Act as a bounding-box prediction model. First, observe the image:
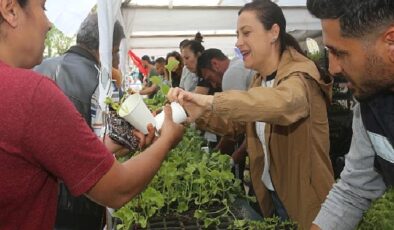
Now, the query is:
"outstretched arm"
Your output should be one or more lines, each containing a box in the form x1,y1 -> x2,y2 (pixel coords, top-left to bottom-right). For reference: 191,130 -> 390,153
313,104 -> 386,230
86,105 -> 184,208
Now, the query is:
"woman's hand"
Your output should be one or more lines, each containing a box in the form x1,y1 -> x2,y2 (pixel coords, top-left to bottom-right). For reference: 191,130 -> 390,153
167,87 -> 214,123
159,105 -> 184,148
132,123 -> 156,148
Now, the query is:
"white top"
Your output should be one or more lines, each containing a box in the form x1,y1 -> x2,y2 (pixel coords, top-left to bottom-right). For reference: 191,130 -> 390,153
255,77 -> 275,191
179,66 -> 198,92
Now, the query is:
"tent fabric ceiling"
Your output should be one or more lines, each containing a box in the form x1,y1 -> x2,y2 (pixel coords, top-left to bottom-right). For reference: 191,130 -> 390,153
121,2 -> 320,57
125,0 -> 307,7
45,0 -> 317,58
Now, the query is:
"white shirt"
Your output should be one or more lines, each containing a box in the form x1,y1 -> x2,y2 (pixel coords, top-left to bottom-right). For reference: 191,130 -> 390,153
255,77 -> 275,191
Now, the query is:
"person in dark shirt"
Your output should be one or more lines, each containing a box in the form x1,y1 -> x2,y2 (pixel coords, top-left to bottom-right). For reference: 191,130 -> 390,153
307,0 -> 394,229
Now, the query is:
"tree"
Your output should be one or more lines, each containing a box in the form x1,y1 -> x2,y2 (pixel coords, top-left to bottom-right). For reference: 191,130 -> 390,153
44,26 -> 75,57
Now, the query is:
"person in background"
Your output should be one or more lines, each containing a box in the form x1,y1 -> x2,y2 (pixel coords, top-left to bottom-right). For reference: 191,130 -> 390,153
196,48 -> 254,91
307,0 -> 394,229
168,1 -> 334,229
36,13 -> 123,127
0,1 -> 184,229
179,39 -> 204,92
139,55 -> 159,98
154,57 -> 166,77
165,51 -> 183,87
111,41 -> 123,95
34,13 -> 127,230
181,39 -> 222,148
141,55 -> 157,82
196,48 -> 255,183
139,57 -> 166,98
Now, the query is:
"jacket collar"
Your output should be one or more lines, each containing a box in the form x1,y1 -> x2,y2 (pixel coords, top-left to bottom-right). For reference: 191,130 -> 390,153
66,45 -> 99,66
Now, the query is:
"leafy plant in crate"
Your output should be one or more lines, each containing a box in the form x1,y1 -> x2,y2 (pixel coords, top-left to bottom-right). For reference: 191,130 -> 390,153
113,128 -> 243,228
357,187 -> 394,230
143,76 -> 169,112
113,128 -> 297,229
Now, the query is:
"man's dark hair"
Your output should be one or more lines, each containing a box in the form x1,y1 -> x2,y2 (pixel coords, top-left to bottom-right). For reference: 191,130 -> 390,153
155,57 -> 166,65
196,48 -> 228,78
307,0 -> 394,38
141,55 -> 151,63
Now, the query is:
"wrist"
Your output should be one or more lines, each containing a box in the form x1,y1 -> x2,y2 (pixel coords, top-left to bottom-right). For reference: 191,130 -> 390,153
205,95 -> 214,111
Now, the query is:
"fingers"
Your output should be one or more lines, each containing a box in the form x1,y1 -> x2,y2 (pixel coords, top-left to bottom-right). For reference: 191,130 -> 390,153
132,129 -> 146,148
132,123 -> 156,148
167,87 -> 186,104
145,123 -> 155,146
163,104 -> 173,122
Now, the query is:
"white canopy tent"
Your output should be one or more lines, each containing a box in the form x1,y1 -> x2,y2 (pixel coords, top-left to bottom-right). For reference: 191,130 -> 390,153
121,0 -> 321,58
46,0 -> 321,59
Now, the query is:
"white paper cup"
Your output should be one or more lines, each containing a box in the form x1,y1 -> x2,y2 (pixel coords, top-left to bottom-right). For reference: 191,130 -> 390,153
118,93 -> 155,134
154,102 -> 187,131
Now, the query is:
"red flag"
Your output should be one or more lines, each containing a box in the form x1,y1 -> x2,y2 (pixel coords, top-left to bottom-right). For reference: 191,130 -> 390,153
128,50 -> 147,77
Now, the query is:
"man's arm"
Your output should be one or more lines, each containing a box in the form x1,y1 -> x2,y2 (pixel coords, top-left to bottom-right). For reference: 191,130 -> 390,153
139,84 -> 159,96
313,104 -> 386,230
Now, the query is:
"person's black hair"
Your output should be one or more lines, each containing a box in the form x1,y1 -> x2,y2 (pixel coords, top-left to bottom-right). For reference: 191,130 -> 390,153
182,40 -> 205,56
239,0 -> 304,56
113,21 -> 125,47
155,57 -> 166,64
166,51 -> 183,65
141,55 -> 151,62
196,48 -> 228,77
18,0 -> 28,7
307,0 -> 394,38
194,32 -> 204,43
179,39 -> 189,49
77,13 -> 125,50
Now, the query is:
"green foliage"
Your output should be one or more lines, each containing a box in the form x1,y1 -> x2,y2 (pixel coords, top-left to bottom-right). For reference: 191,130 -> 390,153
114,128 -> 243,229
44,26 -> 74,57
143,92 -> 167,112
233,217 -> 296,230
307,51 -> 324,62
114,127 -> 297,229
357,188 -> 394,230
149,75 -> 170,95
104,94 -> 128,112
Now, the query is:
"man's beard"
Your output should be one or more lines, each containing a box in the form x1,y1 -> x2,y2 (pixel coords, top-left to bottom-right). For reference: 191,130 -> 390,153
353,53 -> 394,101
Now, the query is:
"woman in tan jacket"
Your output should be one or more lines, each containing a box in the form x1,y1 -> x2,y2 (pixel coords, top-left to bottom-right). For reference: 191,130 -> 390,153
168,0 -> 334,229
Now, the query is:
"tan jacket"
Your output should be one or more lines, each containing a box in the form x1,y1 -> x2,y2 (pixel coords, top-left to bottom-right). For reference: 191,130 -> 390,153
196,48 -> 334,229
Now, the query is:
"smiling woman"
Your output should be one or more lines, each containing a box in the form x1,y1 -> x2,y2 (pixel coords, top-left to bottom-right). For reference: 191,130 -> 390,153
167,1 -> 334,229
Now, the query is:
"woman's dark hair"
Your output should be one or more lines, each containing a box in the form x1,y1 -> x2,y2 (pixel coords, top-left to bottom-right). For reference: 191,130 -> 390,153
239,0 -> 304,56
182,40 -> 205,56
18,0 -> 28,7
166,51 -> 183,69
194,32 -> 204,43
179,39 -> 189,49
